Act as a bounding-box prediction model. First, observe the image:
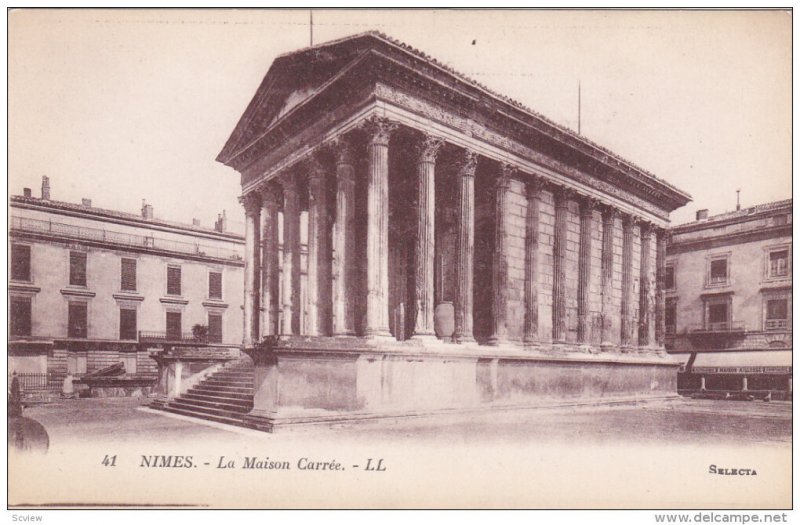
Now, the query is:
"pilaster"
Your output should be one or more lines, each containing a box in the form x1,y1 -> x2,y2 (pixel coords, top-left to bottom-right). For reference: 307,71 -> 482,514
523,177 -> 545,346
488,164 -> 515,345
453,149 -> 478,343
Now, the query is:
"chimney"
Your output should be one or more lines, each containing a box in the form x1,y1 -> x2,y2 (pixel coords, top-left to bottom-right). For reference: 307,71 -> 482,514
192,218 -> 201,227
215,210 -> 227,233
41,176 -> 50,200
23,188 -> 31,198
696,209 -> 709,221
81,198 -> 92,207
141,199 -> 154,219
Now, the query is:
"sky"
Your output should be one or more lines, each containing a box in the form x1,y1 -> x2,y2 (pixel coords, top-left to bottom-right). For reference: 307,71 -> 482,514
8,9 -> 792,231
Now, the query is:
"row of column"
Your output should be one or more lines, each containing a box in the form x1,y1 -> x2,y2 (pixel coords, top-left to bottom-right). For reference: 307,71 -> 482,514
240,116 -> 668,350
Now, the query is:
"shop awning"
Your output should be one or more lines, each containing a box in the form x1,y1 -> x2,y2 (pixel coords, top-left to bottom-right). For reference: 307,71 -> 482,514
689,351 -> 792,374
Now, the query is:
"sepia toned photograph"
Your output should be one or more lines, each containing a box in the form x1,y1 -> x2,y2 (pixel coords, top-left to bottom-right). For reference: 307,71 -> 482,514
6,8 -> 792,512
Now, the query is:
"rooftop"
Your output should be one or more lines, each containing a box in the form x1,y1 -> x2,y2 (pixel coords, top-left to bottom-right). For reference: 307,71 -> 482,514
265,31 -> 690,202
10,194 -> 242,241
674,198 -> 792,230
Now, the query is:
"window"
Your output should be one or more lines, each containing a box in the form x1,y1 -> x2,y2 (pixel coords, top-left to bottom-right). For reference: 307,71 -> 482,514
765,298 -> 788,331
68,302 -> 88,338
208,313 -> 223,344
11,244 -> 31,281
707,302 -> 729,330
119,308 -> 137,341
9,297 -> 32,336
665,300 -> 677,336
121,258 -> 137,292
167,265 -> 182,296
120,353 -> 137,374
166,311 -> 182,340
209,271 -> 223,299
709,259 -> 728,285
69,251 -> 87,286
665,264 -> 675,290
768,249 -> 789,278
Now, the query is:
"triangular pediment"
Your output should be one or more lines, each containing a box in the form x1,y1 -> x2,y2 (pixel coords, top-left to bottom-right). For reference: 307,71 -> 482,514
217,32 -> 385,164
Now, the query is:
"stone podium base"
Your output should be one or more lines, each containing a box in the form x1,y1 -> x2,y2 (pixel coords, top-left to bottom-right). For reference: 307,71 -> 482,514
242,337 -> 680,432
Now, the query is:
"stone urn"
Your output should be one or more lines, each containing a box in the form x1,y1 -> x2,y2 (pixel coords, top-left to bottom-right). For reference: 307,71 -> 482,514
434,302 -> 455,341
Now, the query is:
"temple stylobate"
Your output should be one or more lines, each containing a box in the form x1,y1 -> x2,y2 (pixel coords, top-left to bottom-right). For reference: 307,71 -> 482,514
216,32 -> 691,431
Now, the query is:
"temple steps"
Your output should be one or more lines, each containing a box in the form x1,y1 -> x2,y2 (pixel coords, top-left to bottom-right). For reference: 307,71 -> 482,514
150,358 -> 255,427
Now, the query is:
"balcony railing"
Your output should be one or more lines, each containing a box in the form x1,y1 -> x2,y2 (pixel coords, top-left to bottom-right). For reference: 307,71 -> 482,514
687,321 -> 746,334
11,216 -> 243,261
138,331 -> 206,344
765,319 -> 788,331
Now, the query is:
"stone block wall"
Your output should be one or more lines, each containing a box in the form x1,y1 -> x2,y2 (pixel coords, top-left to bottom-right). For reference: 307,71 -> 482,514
564,199 -> 581,342
504,178 -> 528,342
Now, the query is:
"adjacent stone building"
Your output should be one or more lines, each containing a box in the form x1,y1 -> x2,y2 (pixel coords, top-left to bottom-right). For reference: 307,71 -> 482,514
667,199 -> 792,398
8,177 -> 245,395
213,32 -> 691,430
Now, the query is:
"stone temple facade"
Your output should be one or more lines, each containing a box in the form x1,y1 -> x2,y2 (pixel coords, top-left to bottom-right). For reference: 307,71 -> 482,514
216,32 -> 692,430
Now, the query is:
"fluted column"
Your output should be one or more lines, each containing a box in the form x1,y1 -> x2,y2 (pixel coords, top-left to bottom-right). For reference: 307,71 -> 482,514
488,164 -> 515,345
655,228 -> 668,349
332,138 -> 356,336
453,150 -> 478,343
639,222 -> 654,348
363,116 -> 396,338
259,184 -> 281,338
241,192 -> 261,347
620,214 -> 634,348
412,134 -> 444,339
281,175 -> 301,336
306,155 -> 330,336
600,206 -> 618,349
523,177 -> 544,346
552,187 -> 570,343
577,196 -> 596,344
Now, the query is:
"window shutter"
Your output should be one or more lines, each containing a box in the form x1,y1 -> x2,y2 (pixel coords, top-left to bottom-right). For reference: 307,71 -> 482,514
209,272 -> 222,299
10,297 -> 32,336
167,266 -> 181,295
120,308 -> 137,340
208,313 -> 222,344
166,311 -> 182,340
121,258 -> 137,291
11,244 -> 31,281
68,302 -> 88,338
70,252 -> 87,286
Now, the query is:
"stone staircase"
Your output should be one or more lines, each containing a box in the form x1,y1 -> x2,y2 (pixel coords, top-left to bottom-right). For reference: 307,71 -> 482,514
154,359 -> 254,427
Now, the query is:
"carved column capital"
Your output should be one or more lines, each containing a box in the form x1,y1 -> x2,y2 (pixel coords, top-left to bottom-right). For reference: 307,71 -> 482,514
258,182 -> 281,206
496,163 -> 517,189
456,149 -> 478,178
362,116 -> 398,146
330,135 -> 355,166
415,134 -> 445,164
526,175 -> 547,197
280,173 -> 298,194
304,154 -> 327,181
239,192 -> 262,214
600,203 -> 622,222
553,186 -> 575,208
640,221 -> 655,239
579,195 -> 601,216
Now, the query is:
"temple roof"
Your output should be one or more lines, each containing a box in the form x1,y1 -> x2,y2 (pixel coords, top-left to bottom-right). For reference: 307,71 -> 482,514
218,31 -> 691,212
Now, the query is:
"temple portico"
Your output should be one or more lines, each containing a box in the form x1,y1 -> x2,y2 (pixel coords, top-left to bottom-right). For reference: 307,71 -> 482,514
217,32 -> 690,430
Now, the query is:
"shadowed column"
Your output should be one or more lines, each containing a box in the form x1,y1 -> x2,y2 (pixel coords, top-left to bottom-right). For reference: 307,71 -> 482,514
639,222 -> 654,348
655,228 -> 668,350
577,196 -> 597,345
241,192 -> 261,347
332,137 -> 356,336
600,205 -> 619,349
363,116 -> 396,338
552,187 -> 570,343
488,164 -> 515,345
453,149 -> 478,344
620,214 -> 635,348
306,155 -> 330,336
412,134 -> 444,339
281,175 -> 301,336
523,177 -> 545,346
259,184 -> 281,338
